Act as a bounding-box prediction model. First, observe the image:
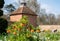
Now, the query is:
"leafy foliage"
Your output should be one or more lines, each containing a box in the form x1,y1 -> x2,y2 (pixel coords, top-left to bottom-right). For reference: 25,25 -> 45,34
0,18 -> 8,34
0,10 -> 3,16
4,4 -> 16,13
0,0 -> 4,16
0,0 -> 4,8
0,0 -> 8,34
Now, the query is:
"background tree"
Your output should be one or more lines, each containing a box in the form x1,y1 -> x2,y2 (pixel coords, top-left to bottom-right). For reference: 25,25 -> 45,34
39,8 -> 57,25
0,18 -> 8,34
56,15 -> 60,25
0,0 -> 8,34
0,0 -> 4,16
0,0 -> 4,8
47,13 -> 56,25
39,9 -> 47,25
0,10 -> 3,16
26,0 -> 40,14
4,4 -> 16,13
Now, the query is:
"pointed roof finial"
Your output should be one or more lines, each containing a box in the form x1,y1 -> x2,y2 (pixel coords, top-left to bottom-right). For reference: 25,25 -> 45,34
20,0 -> 26,6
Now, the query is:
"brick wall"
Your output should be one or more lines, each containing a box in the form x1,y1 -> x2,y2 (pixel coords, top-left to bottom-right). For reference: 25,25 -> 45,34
39,25 -> 60,31
23,14 -> 37,27
10,15 -> 22,22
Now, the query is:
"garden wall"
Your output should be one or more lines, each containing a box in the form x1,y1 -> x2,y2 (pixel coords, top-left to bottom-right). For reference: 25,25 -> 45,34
39,25 -> 60,31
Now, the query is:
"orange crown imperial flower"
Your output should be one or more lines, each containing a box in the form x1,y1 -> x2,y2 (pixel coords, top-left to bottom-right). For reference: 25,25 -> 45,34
36,29 -> 41,33
7,30 -> 11,33
31,29 -> 34,32
17,28 -> 21,31
20,23 -> 25,26
13,32 -> 17,35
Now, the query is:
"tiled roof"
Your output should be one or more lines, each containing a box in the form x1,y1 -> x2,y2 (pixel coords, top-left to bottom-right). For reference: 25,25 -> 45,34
10,6 -> 37,16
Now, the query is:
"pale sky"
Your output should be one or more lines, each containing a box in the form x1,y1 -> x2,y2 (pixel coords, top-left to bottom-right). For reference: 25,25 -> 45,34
4,0 -> 60,15
38,0 -> 60,15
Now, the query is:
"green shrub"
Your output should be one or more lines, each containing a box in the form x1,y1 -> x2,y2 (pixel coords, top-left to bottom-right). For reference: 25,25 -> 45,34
0,18 -> 8,34
0,10 -> 3,16
0,0 -> 4,8
6,16 -> 40,41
